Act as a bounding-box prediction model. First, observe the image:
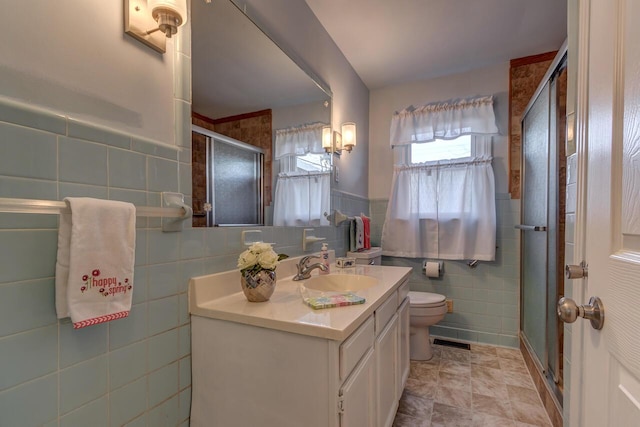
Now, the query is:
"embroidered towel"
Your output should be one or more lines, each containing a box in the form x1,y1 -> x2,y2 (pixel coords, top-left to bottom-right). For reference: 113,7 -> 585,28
361,214 -> 371,250
354,216 -> 365,251
55,198 -> 136,329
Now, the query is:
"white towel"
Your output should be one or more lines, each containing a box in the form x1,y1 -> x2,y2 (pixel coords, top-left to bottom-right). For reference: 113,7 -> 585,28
55,198 -> 136,329
354,216 -> 365,251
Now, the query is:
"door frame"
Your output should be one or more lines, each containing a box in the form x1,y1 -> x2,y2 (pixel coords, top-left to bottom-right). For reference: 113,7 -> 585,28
567,0 -> 598,425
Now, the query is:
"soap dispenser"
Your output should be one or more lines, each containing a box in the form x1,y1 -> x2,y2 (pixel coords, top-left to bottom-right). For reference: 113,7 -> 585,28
320,243 -> 330,275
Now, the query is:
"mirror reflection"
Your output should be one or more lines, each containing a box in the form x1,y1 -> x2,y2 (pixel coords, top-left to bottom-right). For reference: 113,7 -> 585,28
191,0 -> 332,227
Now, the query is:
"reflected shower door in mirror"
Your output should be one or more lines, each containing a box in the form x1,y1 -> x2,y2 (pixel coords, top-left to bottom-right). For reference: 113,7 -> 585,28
191,0 -> 332,227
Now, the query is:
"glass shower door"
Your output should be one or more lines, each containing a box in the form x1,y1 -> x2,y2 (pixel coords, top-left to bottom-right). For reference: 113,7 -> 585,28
521,81 -> 550,367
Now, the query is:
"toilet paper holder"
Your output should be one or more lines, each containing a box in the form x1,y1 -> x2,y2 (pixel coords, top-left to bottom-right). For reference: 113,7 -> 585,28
423,260 -> 444,277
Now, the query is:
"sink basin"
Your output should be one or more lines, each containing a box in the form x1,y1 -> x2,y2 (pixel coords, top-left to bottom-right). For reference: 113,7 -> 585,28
303,274 -> 378,292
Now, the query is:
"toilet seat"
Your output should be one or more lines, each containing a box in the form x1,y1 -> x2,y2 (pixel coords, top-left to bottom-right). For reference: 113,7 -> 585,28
409,291 -> 446,308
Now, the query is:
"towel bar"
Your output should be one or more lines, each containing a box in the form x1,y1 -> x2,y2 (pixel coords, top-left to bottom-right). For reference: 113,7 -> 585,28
0,196 -> 191,219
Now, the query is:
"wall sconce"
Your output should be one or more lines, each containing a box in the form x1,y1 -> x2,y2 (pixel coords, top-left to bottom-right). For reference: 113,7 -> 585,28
322,125 -> 343,155
341,122 -> 357,153
322,125 -> 332,153
125,0 -> 188,54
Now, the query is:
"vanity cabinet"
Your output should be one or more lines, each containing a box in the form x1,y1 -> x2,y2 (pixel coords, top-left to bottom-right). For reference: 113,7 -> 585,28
398,297 -> 410,397
338,348 -> 376,427
376,313 -> 399,427
190,265 -> 411,427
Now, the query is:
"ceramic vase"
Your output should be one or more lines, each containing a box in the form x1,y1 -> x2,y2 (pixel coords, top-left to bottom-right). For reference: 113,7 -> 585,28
240,269 -> 276,302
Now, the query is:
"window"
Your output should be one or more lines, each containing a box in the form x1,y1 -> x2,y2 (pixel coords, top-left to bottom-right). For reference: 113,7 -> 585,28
382,134 -> 496,261
383,96 -> 498,260
410,135 -> 472,163
295,152 -> 331,172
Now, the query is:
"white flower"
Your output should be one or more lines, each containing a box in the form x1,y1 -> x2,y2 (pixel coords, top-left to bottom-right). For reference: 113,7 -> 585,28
249,242 -> 273,254
237,250 -> 258,270
258,250 -> 279,270
238,243 -> 287,274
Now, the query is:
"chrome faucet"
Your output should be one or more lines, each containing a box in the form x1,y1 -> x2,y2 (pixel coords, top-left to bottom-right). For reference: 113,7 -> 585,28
293,255 -> 328,281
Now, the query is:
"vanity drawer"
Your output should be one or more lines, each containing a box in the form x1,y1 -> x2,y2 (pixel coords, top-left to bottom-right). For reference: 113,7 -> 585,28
340,315 -> 375,380
375,291 -> 398,334
397,279 -> 410,306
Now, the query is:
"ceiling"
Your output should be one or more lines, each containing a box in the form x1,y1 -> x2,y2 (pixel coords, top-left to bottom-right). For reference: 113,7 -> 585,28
305,0 -> 567,90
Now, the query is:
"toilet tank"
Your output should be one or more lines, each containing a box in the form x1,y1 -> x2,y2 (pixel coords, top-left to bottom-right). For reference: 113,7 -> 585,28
346,247 -> 382,265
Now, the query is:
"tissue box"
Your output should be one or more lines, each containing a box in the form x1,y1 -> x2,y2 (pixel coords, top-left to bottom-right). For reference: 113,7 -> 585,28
336,257 -> 357,268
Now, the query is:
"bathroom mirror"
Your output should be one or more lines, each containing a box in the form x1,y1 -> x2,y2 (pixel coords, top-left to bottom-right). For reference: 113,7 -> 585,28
191,0 -> 332,227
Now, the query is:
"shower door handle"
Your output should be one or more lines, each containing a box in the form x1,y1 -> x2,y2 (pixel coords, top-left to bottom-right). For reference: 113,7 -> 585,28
557,296 -> 605,330
515,224 -> 547,231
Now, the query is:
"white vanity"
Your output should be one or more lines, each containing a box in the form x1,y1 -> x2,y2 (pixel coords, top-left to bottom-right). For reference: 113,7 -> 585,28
189,256 -> 411,427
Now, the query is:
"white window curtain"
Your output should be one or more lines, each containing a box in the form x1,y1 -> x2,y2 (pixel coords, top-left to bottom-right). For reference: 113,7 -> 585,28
382,98 -> 498,260
273,171 -> 330,226
390,95 -> 499,146
274,122 -> 327,159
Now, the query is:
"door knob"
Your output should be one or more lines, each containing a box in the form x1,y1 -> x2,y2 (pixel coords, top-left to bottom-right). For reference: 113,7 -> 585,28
557,296 -> 604,330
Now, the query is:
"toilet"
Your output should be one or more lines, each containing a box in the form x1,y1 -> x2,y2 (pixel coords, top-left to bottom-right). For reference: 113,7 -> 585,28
408,291 -> 447,360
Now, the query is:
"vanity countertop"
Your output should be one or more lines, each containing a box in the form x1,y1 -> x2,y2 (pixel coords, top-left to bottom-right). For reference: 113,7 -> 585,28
189,259 -> 411,341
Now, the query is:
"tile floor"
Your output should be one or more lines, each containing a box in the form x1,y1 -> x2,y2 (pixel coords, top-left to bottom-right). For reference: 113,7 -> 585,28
393,342 -> 553,427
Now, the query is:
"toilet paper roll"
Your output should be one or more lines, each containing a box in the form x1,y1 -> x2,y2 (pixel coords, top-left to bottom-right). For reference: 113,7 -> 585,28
424,261 -> 442,278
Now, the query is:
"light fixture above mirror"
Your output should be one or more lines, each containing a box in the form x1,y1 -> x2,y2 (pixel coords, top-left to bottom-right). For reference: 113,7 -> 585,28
341,122 -> 357,153
322,123 -> 357,155
124,0 -> 188,53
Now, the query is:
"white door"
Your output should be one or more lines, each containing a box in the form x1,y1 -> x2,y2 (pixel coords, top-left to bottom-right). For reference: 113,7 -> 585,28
569,0 -> 640,425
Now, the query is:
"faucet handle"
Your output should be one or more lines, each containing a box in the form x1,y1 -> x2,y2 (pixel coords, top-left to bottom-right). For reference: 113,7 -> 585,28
299,255 -> 320,267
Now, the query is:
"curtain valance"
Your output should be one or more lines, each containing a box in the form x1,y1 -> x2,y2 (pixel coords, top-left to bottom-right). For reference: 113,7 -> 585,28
274,122 -> 327,159
390,95 -> 499,147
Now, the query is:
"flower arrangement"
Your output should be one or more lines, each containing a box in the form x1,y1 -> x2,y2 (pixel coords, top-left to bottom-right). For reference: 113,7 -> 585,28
237,242 -> 288,276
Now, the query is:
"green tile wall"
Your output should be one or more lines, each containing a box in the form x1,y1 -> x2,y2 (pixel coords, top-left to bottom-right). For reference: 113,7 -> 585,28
0,97 -> 351,427
370,194 -> 521,348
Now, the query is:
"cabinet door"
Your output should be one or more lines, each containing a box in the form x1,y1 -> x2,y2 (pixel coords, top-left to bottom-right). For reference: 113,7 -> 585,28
376,314 -> 399,427
339,348 -> 376,427
397,298 -> 410,396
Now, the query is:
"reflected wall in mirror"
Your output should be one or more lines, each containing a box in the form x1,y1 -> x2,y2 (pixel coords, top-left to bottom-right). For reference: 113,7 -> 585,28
191,0 -> 332,227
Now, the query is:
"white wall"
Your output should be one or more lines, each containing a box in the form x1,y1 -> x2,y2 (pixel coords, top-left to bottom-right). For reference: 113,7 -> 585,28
368,62 -> 510,199
0,0 -> 177,145
234,0 -> 370,199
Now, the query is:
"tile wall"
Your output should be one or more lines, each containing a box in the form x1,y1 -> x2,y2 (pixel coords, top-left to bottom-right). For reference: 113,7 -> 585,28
0,98 -> 355,427
370,193 -> 521,348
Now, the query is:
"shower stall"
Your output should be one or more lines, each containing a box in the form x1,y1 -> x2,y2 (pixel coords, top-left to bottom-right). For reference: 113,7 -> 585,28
519,48 -> 567,406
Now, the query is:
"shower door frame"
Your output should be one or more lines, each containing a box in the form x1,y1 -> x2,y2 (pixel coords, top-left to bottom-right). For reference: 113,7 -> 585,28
519,47 -> 567,407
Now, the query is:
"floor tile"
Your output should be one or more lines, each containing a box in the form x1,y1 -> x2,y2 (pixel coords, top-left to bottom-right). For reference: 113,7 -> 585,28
397,391 -> 434,419
405,377 -> 439,400
502,370 -> 535,388
472,393 -> 513,419
393,412 -> 432,427
507,384 -> 542,406
495,347 -> 522,360
435,385 -> 472,409
439,348 -> 471,363
472,413 -> 516,426
511,401 -> 552,426
470,365 -> 503,383
437,371 -> 471,391
470,352 -> 501,369
439,359 -> 471,376
430,402 -> 473,427
471,377 -> 510,400
395,343 -> 554,427
470,344 -> 497,356
499,357 -> 529,373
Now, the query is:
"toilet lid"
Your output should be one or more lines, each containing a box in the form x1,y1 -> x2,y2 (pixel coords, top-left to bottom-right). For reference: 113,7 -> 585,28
409,291 -> 446,307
